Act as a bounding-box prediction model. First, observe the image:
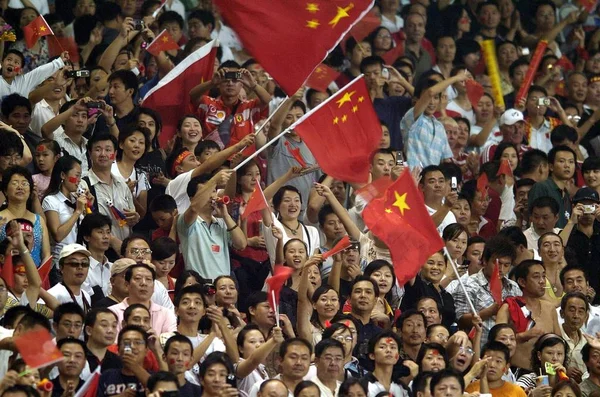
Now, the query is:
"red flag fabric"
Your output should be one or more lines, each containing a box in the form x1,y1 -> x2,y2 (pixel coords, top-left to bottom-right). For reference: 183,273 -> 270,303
146,29 -> 180,57
355,176 -> 393,204
265,265 -> 294,310
241,184 -> 269,221
1,253 -> 13,289
477,172 -> 489,197
47,36 -> 79,63
496,159 -> 514,178
74,367 -> 101,397
23,15 -> 52,49
214,0 -> 374,95
14,328 -> 63,369
348,10 -> 380,42
322,235 -> 351,260
142,40 -> 217,148
293,76 -> 382,183
39,256 -> 52,290
490,260 -> 503,305
466,79 -> 485,107
306,64 -> 340,92
578,0 -> 596,12
362,169 -> 445,285
284,141 -> 307,167
382,43 -> 405,65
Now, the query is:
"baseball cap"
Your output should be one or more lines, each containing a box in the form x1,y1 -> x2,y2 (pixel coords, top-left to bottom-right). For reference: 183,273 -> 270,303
573,187 -> 600,204
110,258 -> 137,276
58,243 -> 91,261
499,109 -> 524,126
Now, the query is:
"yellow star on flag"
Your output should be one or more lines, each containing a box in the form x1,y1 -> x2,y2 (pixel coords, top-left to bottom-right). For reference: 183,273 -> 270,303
333,116 -> 339,124
336,90 -> 356,108
39,26 -> 46,31
385,208 -> 392,214
161,36 -> 169,42
306,3 -> 319,13
358,96 -> 364,103
329,3 -> 354,28
342,114 -> 348,122
392,191 -> 410,215
352,105 -> 358,113
306,19 -> 320,29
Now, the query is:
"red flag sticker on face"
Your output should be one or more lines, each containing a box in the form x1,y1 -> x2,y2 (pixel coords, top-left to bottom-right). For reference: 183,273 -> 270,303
109,153 -> 116,160
211,245 -> 220,253
68,176 -> 79,184
36,145 -> 46,152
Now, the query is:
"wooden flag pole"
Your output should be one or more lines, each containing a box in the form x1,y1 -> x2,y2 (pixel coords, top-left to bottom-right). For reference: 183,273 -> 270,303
444,247 -> 478,315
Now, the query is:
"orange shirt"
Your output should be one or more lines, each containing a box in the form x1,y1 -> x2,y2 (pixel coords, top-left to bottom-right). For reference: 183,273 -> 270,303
465,380 -> 527,397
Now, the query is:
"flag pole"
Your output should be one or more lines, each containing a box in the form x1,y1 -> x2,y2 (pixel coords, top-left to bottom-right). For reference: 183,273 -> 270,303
443,247 -> 478,315
233,124 -> 292,172
271,290 -> 280,326
236,96 -> 289,154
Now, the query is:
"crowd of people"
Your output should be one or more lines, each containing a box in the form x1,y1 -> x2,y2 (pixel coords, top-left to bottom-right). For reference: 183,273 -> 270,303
0,0 -> 598,397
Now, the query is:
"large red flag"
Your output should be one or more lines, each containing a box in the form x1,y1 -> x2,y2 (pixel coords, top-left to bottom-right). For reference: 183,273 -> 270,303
292,76 -> 382,183
142,40 -> 217,148
214,0 -> 374,95
241,184 -> 268,221
265,265 -> 294,310
14,328 -> 63,369
146,29 -> 180,57
490,259 -> 503,305
355,176 -> 393,203
348,10 -> 380,42
362,169 -> 445,285
306,64 -> 340,92
39,256 -> 52,290
23,15 -> 53,49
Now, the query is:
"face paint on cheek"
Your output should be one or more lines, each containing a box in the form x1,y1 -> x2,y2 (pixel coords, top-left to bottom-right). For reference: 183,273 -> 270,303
169,358 -> 176,365
14,66 -> 20,74
68,176 -> 79,184
184,361 -> 190,368
109,153 -> 116,160
395,353 -> 399,360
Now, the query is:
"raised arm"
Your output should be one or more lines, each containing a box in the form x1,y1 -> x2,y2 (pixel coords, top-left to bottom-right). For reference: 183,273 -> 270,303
236,327 -> 284,378
314,183 -> 360,241
414,71 -> 469,119
191,134 -> 255,179
98,18 -> 137,73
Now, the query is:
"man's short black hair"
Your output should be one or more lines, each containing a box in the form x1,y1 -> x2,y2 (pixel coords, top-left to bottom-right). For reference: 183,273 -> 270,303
123,303 -> 150,323
359,55 -> 384,73
117,324 -> 148,347
559,264 -> 589,287
149,194 -> 177,213
2,306 -> 32,329
1,94 -> 32,117
78,213 -> 112,245
57,336 -> 87,351
519,149 -> 548,176
548,144 -> 576,165
530,196 -> 560,216
17,310 -> 51,333
188,9 -> 215,29
0,129 -> 24,158
482,235 -> 517,263
124,263 -> 156,282
368,330 -> 401,355
53,302 -> 84,325
186,173 -> 213,198
108,69 -> 138,99
430,369 -> 465,394
85,307 -> 117,328
396,309 -> 426,331
164,333 -> 194,355
158,10 -> 184,29
481,340 -> 510,363
509,57 -> 530,78
513,259 -> 544,287
87,133 -> 117,152
96,1 -> 122,23
314,338 -> 345,358
147,371 -> 179,392
279,338 -> 313,358
174,284 -> 205,308
1,385 -> 40,397
350,275 -> 380,297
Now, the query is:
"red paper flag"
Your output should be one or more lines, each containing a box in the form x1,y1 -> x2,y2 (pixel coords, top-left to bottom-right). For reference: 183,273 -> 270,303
490,259 -> 503,305
293,76 -> 382,183
466,80 -> 485,107
23,15 -> 53,49
14,328 -> 63,369
322,235 -> 351,260
47,36 -> 79,63
496,159 -> 514,178
555,56 -> 574,72
284,141 -> 307,167
362,169 -> 445,285
306,64 -> 340,92
146,29 -> 180,57
265,265 -> 294,310
241,184 -> 269,220
382,43 -> 405,65
142,40 -> 217,148
1,253 -> 13,290
39,256 -> 52,290
477,172 -> 489,197
214,0 -> 374,94
577,0 -> 596,12
74,367 -> 101,397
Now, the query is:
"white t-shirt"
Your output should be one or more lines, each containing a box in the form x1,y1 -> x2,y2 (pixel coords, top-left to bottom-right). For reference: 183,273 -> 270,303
165,170 -> 193,213
446,100 -> 476,126
46,283 -> 91,312
42,191 -> 81,263
426,205 -> 457,236
111,163 -> 150,199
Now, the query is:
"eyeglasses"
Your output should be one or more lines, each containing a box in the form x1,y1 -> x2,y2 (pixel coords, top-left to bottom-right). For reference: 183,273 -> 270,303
122,339 -> 145,346
459,346 -> 475,356
63,261 -> 90,268
9,180 -> 30,188
376,34 -> 392,39
129,248 -> 152,256
333,335 -> 354,343
2,154 -> 21,164
60,321 -> 83,330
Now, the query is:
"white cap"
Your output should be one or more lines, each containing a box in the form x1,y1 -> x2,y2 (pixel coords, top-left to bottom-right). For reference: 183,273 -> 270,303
499,109 -> 524,126
59,243 -> 91,261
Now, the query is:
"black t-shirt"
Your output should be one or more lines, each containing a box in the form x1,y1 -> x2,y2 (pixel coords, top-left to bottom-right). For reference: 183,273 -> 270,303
51,377 -> 83,397
98,369 -> 149,397
180,382 -> 202,396
86,347 -> 122,373
401,276 -> 456,328
93,296 -> 119,309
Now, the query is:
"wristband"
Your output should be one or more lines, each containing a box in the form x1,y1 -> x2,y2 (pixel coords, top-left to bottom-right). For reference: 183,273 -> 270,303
20,248 -> 29,255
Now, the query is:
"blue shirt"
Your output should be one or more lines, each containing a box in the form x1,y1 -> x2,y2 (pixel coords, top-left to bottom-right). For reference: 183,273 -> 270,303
400,107 -> 453,168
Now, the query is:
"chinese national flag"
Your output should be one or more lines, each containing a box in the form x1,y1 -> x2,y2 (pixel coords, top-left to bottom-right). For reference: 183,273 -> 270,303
14,327 -> 64,369
465,79 -> 485,107
306,64 -> 340,92
362,169 -> 444,285
214,0 -> 374,95
142,40 -> 216,148
292,76 -> 382,184
349,10 -> 380,42
146,29 -> 180,57
74,368 -> 101,397
496,159 -> 513,178
241,184 -> 268,220
490,259 -> 503,305
23,15 -> 53,49
39,256 -> 52,290
266,265 -> 294,310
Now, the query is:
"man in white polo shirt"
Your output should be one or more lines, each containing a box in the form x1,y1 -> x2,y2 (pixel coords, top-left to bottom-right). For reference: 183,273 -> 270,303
47,244 -> 92,314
